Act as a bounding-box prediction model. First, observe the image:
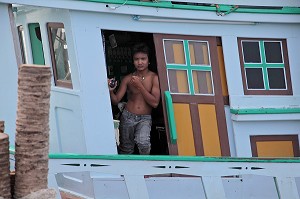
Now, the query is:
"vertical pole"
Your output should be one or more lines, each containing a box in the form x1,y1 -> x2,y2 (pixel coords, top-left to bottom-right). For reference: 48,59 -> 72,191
275,177 -> 300,199
0,133 -> 11,199
0,120 -> 4,133
202,176 -> 226,199
14,64 -> 52,198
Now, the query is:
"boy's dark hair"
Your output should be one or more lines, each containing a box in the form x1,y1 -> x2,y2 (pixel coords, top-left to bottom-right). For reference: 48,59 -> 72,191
132,43 -> 150,57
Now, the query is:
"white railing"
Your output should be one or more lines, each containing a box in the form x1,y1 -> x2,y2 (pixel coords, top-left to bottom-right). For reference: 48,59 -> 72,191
43,154 -> 300,199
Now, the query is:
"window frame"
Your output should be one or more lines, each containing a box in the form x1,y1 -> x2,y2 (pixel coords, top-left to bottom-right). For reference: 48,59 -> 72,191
163,39 -> 215,96
238,38 -> 292,95
47,22 -> 73,89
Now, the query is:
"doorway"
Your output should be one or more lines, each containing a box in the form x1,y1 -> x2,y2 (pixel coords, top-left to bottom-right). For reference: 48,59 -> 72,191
102,30 -> 169,155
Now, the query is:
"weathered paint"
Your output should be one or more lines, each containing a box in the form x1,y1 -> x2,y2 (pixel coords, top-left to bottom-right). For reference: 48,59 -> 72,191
198,104 -> 222,156
173,103 -> 196,156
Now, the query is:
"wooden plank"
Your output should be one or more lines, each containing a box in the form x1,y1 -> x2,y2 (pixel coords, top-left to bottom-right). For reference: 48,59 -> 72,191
275,177 -> 300,199
124,175 -> 149,199
202,176 -> 226,199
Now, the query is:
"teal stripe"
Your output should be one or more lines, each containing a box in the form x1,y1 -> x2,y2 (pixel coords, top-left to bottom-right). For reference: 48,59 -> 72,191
231,108 -> 300,115
184,40 -> 195,95
164,91 -> 177,144
244,63 -> 285,68
190,65 -> 211,71
76,0 -> 300,15
9,145 -> 300,162
167,64 -> 188,70
260,41 -> 269,90
9,146 -> 300,163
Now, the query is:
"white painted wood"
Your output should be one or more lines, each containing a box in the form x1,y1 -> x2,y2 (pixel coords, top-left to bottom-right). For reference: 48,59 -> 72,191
202,176 -> 226,199
275,177 -> 300,199
2,0 -> 300,8
47,158 -> 300,198
2,0 -> 300,24
161,0 -> 300,7
48,173 -> 62,199
0,3 -> 18,145
124,175 -> 150,199
231,113 -> 300,122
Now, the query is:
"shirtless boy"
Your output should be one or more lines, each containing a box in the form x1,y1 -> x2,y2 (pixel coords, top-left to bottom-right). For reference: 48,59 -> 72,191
108,43 -> 160,155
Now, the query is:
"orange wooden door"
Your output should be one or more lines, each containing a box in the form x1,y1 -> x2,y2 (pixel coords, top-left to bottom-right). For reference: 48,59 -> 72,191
154,34 -> 230,156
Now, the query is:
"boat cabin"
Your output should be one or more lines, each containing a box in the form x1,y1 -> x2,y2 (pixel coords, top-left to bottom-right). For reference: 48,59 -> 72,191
0,0 -> 300,198
1,0 -> 300,157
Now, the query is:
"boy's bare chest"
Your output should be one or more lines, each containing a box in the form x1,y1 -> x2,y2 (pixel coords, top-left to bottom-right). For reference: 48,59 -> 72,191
128,79 -> 152,94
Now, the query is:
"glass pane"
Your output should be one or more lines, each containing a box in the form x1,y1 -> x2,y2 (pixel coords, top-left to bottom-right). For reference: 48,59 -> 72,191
268,68 -> 286,89
50,27 -> 72,81
245,68 -> 264,89
28,23 -> 45,65
18,25 -> 27,64
242,41 -> 261,63
164,40 -> 186,64
192,71 -> 213,94
264,42 -> 283,63
168,69 -> 189,94
189,41 -> 210,65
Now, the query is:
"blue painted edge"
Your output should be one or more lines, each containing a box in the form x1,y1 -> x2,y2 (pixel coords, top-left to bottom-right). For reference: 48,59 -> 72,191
164,91 -> 177,144
230,108 -> 300,115
9,146 -> 300,163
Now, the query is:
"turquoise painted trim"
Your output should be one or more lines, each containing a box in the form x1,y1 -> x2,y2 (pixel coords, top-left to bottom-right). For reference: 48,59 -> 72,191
9,146 -> 300,162
167,65 -> 211,71
244,63 -> 284,68
184,40 -> 195,95
76,0 -> 300,14
230,108 -> 300,115
260,41 -> 269,90
164,91 -> 177,144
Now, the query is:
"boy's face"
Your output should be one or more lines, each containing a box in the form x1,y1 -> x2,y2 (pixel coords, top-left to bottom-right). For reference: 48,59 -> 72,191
133,52 -> 149,71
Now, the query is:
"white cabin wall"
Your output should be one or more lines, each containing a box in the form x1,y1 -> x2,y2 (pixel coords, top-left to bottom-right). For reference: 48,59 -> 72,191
0,3 -> 18,144
68,10 -> 118,154
69,10 -> 300,156
15,7 -> 89,153
232,120 -> 300,157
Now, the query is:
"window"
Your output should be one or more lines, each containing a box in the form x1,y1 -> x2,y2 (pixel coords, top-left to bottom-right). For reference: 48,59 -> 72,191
17,25 -> 28,64
164,39 -> 214,95
238,38 -> 292,95
47,23 -> 72,89
28,23 -> 45,65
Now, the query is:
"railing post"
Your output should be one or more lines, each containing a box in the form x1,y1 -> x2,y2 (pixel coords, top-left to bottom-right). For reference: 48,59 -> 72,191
124,175 -> 149,199
275,177 -> 300,199
202,176 -> 226,199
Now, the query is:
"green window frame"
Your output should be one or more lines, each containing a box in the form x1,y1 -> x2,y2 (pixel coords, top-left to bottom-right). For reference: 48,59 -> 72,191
47,22 -> 72,89
164,39 -> 214,95
238,38 -> 292,95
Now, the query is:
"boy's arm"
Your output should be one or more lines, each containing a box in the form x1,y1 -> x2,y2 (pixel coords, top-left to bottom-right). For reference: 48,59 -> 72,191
109,76 -> 129,105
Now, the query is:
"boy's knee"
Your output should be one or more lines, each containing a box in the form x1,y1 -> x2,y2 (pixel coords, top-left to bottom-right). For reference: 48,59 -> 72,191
138,144 -> 151,155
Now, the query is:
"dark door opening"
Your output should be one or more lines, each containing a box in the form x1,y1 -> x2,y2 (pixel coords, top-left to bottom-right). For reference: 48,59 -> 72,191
102,30 -> 168,155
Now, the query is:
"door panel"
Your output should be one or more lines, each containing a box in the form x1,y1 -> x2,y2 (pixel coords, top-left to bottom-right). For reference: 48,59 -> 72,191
198,104 -> 222,156
154,34 -> 230,156
173,103 -> 196,156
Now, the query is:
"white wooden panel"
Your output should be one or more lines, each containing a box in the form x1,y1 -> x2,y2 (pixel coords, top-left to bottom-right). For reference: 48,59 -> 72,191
2,0 -> 300,8
202,176 -> 226,199
275,177 -> 300,199
161,0 -> 300,7
124,175 -> 150,199
0,4 -> 18,145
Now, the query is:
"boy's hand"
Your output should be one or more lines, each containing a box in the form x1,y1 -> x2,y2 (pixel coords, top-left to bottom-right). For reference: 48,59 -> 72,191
130,76 -> 143,90
108,78 -> 117,91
